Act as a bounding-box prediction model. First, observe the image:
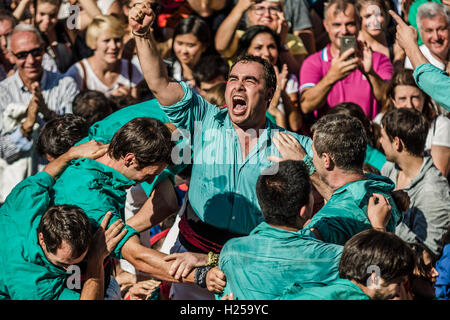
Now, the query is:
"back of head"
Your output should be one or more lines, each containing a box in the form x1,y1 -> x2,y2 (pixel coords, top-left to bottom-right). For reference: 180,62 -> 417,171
37,114 -> 89,159
311,113 -> 367,172
0,10 -> 17,27
328,102 -> 373,143
339,229 -> 414,285
381,108 -> 428,157
72,90 -> 113,126
37,205 -> 92,259
257,160 -> 311,228
108,117 -> 174,168
192,54 -> 229,87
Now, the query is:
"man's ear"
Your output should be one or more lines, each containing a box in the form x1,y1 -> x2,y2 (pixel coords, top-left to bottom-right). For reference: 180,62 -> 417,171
38,232 -> 45,248
322,152 -> 334,170
123,153 -> 136,167
393,136 -> 403,152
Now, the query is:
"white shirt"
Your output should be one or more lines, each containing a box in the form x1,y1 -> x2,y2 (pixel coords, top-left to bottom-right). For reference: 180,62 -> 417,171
426,115 -> 450,151
405,45 -> 446,70
64,58 -> 144,97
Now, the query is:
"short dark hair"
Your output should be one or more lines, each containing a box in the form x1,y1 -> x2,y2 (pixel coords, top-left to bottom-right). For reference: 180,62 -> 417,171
37,205 -> 92,259
312,113 -> 367,172
230,54 -> 277,94
72,90 -> 114,126
108,117 -> 174,168
192,54 -> 229,88
36,114 -> 89,158
257,161 -> 311,228
339,229 -> 414,285
381,108 -> 428,157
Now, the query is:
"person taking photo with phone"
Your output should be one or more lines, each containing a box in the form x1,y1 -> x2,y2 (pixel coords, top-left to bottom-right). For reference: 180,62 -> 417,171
299,0 -> 393,122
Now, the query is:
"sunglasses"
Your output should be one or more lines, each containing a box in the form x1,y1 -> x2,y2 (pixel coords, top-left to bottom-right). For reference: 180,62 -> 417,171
12,47 -> 44,60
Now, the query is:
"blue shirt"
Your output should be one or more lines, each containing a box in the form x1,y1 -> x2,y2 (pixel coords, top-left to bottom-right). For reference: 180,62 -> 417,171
306,174 -> 402,245
216,222 -> 343,300
159,81 -> 313,235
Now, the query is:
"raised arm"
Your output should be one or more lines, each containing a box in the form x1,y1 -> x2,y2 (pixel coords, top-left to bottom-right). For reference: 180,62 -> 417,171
214,0 -> 254,55
128,2 -> 184,106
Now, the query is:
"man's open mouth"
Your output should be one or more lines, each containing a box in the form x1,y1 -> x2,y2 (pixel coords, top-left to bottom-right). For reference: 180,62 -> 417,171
232,96 -> 247,115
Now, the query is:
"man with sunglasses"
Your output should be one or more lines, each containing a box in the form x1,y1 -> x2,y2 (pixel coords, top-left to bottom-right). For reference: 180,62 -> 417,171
0,23 -> 79,204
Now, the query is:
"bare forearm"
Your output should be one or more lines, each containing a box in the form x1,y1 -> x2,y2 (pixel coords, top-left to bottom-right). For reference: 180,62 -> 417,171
282,91 -> 302,132
122,242 -> 196,283
78,0 -> 102,18
403,43 -> 429,69
300,75 -> 335,114
294,29 -> 315,55
13,0 -> 31,21
134,34 -> 184,105
214,5 -> 244,53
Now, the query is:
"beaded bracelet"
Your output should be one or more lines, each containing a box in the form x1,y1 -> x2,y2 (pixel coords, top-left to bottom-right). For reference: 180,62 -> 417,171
194,266 -> 213,288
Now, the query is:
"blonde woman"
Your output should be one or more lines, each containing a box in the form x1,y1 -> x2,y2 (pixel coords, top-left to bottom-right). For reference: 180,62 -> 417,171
65,14 -> 144,99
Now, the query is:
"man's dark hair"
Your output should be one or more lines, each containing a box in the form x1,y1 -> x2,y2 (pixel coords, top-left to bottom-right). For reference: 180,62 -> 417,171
381,108 -> 428,157
37,205 -> 92,259
108,117 -> 174,169
230,54 -> 277,94
192,54 -> 229,88
72,90 -> 114,126
311,113 -> 367,172
0,10 -> 17,26
36,114 -> 89,158
339,229 -> 414,285
257,161 -> 311,228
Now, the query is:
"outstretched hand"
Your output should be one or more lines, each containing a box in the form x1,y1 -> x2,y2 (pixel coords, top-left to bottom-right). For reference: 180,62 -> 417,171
389,10 -> 419,51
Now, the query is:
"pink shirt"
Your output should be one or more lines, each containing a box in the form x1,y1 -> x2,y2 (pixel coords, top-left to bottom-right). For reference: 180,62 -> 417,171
299,44 -> 393,120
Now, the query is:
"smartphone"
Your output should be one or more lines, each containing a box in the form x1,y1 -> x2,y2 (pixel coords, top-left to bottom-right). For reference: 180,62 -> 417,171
340,36 -> 356,59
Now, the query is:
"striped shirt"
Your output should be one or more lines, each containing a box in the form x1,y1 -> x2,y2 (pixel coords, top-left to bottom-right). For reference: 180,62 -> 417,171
0,70 -> 79,162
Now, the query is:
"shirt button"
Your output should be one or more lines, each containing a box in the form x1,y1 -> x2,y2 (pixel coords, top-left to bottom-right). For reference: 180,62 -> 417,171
232,216 -> 236,220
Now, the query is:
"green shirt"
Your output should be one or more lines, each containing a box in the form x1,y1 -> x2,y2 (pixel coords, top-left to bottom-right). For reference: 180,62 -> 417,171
306,174 -> 402,245
279,278 -> 369,300
51,159 -> 139,259
159,81 -> 313,235
216,222 -> 343,300
0,172 -> 80,300
77,99 -> 186,197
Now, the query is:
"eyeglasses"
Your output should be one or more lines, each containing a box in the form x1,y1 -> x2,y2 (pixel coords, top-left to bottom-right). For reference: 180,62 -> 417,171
11,47 -> 44,60
250,5 -> 282,16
